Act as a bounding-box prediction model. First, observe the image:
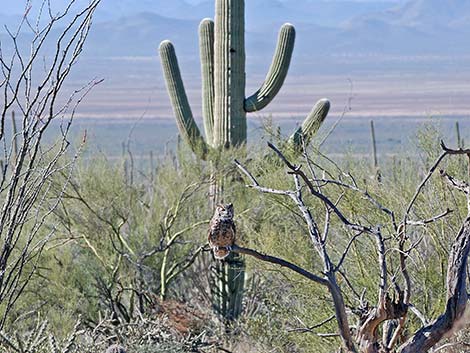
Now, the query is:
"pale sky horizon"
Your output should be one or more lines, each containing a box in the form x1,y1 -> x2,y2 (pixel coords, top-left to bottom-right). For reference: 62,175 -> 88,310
1,0 -> 407,15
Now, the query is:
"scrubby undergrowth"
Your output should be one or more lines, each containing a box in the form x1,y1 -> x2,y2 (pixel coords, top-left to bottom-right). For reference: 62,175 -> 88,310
1,125 -> 469,353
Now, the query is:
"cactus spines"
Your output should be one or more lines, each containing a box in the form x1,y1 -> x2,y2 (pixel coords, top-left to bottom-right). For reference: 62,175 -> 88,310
214,0 -> 246,148
244,23 -> 296,112
159,0 -> 329,152
159,40 -> 208,158
289,98 -> 330,150
199,19 -> 215,146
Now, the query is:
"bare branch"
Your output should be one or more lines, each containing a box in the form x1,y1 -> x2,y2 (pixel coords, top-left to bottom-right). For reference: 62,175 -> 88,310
0,0 -> 102,327
404,151 -> 447,220
334,231 -> 365,272
267,142 -> 377,236
311,177 -> 397,230
235,147 -> 358,352
288,314 -> 336,333
440,140 -> 470,155
234,159 -> 292,196
440,170 -> 470,194
230,245 -> 328,286
399,218 -> 470,353
408,304 -> 428,326
406,208 -> 453,226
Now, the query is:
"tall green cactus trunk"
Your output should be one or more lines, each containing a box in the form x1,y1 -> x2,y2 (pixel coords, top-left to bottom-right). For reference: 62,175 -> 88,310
211,1 -> 246,321
158,0 -> 331,322
210,251 -> 245,321
214,0 -> 246,147
208,162 -> 246,322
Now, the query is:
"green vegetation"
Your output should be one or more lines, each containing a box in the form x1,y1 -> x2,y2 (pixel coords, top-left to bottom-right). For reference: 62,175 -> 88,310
0,122 -> 468,352
3,0 -> 468,351
159,0 -> 329,322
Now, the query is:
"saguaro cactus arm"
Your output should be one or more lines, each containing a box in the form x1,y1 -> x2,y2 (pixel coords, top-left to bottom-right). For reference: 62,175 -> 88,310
199,19 -> 215,146
159,40 -> 208,158
244,23 -> 296,113
288,98 -> 330,151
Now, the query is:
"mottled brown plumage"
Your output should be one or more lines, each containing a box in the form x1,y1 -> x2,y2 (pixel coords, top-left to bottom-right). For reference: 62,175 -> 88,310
208,203 -> 236,260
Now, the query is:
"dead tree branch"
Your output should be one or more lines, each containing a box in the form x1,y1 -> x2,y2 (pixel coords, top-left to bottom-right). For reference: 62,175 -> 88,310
233,140 -> 468,353
230,245 -> 328,286
399,218 -> 470,352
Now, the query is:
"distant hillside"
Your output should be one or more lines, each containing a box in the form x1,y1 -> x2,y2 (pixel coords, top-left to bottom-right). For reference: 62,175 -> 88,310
188,0 -> 400,29
383,0 -> 470,29
78,0 -> 470,60
2,0 -> 470,75
86,13 -> 200,57
343,0 -> 470,54
1,0 -> 403,27
0,13 -> 23,29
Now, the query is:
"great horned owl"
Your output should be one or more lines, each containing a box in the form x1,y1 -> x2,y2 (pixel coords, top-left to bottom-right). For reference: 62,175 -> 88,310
208,203 -> 236,260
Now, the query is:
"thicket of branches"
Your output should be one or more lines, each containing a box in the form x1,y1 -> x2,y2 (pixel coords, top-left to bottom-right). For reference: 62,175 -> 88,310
0,1 -> 468,353
0,0 -> 101,329
233,140 -> 470,353
2,127 -> 468,353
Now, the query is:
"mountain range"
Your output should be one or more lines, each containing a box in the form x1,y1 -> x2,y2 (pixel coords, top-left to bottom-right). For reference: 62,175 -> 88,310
1,0 -> 404,27
1,0 -> 469,74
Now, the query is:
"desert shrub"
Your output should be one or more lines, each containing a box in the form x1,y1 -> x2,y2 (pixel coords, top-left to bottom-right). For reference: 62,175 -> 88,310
3,124 -> 469,352
0,316 -> 221,353
231,125 -> 469,352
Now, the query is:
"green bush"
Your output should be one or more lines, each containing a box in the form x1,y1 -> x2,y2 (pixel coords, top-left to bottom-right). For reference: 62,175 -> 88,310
3,124 -> 469,352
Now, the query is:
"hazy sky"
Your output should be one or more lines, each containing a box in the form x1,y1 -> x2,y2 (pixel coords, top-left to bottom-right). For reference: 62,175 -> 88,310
0,0 -> 407,16
181,0 -> 404,2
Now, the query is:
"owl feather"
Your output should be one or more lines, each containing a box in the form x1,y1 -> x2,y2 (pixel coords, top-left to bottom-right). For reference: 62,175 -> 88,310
208,203 -> 236,260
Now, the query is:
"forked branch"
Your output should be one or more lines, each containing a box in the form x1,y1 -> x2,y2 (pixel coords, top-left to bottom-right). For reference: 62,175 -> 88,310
232,141 -> 470,353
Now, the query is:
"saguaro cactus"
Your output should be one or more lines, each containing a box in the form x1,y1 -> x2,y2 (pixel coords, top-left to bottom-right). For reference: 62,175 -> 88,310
159,0 -> 330,321
159,0 -> 330,155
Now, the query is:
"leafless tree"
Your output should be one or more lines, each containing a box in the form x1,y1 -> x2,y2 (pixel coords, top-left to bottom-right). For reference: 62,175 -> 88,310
0,0 -> 101,328
233,141 -> 470,353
